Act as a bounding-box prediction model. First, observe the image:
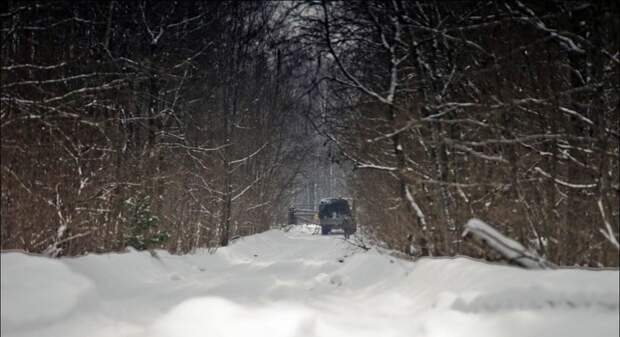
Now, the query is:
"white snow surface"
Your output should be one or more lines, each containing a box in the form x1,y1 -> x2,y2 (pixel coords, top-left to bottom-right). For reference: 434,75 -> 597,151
1,227 -> 618,337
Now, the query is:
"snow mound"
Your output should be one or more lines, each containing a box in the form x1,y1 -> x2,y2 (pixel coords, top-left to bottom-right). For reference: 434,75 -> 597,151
451,286 -> 619,313
151,297 -> 317,337
1,252 -> 94,329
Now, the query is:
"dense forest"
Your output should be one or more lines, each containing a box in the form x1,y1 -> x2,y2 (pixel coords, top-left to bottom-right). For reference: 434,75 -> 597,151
2,1 -> 618,267
1,1 -> 316,255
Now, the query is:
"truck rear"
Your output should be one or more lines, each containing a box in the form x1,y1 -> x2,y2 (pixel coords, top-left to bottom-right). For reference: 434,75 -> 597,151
318,198 -> 356,237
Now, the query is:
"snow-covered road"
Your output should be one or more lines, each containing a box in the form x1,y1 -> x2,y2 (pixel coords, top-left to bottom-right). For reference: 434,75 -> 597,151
2,226 -> 618,337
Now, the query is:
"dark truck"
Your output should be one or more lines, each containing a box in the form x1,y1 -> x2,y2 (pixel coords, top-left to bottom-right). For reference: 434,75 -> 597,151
318,198 -> 356,237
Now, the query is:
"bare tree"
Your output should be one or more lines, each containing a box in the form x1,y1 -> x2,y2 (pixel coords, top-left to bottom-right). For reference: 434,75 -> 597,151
301,0 -> 618,266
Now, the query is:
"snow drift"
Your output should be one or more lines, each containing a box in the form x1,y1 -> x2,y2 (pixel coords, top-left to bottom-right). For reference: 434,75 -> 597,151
1,227 -> 618,337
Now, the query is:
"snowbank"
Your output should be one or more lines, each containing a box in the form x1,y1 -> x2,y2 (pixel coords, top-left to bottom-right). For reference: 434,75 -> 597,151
1,253 -> 94,330
1,230 -> 618,337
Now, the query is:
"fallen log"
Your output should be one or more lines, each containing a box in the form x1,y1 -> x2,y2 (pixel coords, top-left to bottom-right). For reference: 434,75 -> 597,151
462,218 -> 554,269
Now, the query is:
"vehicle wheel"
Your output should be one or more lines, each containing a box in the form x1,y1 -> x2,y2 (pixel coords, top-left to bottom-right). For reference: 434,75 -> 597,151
321,226 -> 331,235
